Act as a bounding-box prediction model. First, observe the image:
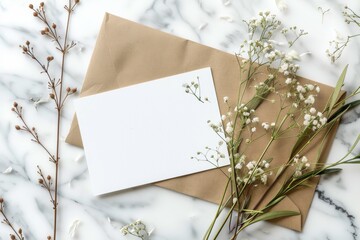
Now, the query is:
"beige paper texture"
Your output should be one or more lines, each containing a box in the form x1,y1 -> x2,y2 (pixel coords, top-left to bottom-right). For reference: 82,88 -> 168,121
66,13 -> 343,231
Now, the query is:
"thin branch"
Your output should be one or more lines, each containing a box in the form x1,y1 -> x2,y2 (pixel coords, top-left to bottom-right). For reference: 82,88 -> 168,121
12,103 -> 56,163
0,199 -> 24,240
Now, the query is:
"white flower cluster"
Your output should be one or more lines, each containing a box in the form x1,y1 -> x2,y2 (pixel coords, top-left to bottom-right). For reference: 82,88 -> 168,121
120,220 -> 150,240
243,159 -> 271,185
291,154 -> 311,177
220,96 -> 279,142
303,108 -> 327,131
286,81 -> 321,109
228,153 -> 247,172
220,98 -> 263,141
282,26 -> 308,47
279,57 -> 299,77
326,6 -> 360,63
246,11 -> 281,38
254,78 -> 275,94
207,119 -> 224,134
261,122 -> 275,131
182,78 -> 209,103
191,142 -> 226,166
182,81 -> 196,94
232,156 -> 271,185
238,11 -> 317,126
326,30 -> 350,63
243,14 -> 314,113
238,12 -> 286,66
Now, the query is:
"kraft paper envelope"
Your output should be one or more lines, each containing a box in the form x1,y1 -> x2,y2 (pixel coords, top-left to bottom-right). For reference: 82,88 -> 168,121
66,13 -> 344,231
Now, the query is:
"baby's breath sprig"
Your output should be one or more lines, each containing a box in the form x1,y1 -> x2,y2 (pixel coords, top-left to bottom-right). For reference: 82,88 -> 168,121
282,26 -> 308,48
198,12 -> 314,239
183,77 -> 209,103
184,12 -> 360,240
120,220 -> 151,240
191,143 -> 228,175
318,7 -> 330,24
327,6 -> 360,63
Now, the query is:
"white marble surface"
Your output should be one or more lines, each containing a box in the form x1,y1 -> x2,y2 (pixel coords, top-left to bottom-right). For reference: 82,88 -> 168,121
1,0 -> 360,239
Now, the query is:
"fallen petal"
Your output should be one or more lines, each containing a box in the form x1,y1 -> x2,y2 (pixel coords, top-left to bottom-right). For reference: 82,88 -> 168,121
74,153 -> 84,162
2,167 -> 13,174
219,15 -> 234,22
69,219 -> 81,238
275,0 -> 288,11
198,23 -> 208,30
222,0 -> 231,6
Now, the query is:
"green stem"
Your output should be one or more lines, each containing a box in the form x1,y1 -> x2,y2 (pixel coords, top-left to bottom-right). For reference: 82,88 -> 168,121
204,178 -> 231,240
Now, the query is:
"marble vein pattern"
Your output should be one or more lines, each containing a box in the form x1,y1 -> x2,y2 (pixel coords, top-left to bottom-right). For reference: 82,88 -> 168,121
0,0 -> 359,239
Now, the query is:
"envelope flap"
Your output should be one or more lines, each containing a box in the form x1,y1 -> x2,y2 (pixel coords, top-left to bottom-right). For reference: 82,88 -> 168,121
81,13 -> 118,96
269,196 -> 302,231
155,167 -> 230,204
66,13 -> 118,146
104,13 -> 225,88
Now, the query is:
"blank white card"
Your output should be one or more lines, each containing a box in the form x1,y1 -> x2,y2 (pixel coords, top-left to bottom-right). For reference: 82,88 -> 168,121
75,67 -> 229,195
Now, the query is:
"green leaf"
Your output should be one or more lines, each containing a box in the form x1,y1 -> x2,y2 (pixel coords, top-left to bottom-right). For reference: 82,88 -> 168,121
290,127 -> 313,159
251,211 -> 299,225
317,168 -> 342,176
336,134 -> 360,162
233,138 -> 243,153
263,157 -> 273,163
246,77 -> 274,110
275,165 -> 286,178
345,160 -> 360,164
347,134 -> 360,156
291,167 -> 341,183
327,99 -> 360,123
326,65 -> 348,116
266,196 -> 286,209
290,98 -> 359,160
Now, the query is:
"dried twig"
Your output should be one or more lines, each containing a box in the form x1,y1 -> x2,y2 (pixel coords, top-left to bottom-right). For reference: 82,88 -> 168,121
6,1 -> 80,239
0,198 -> 24,240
